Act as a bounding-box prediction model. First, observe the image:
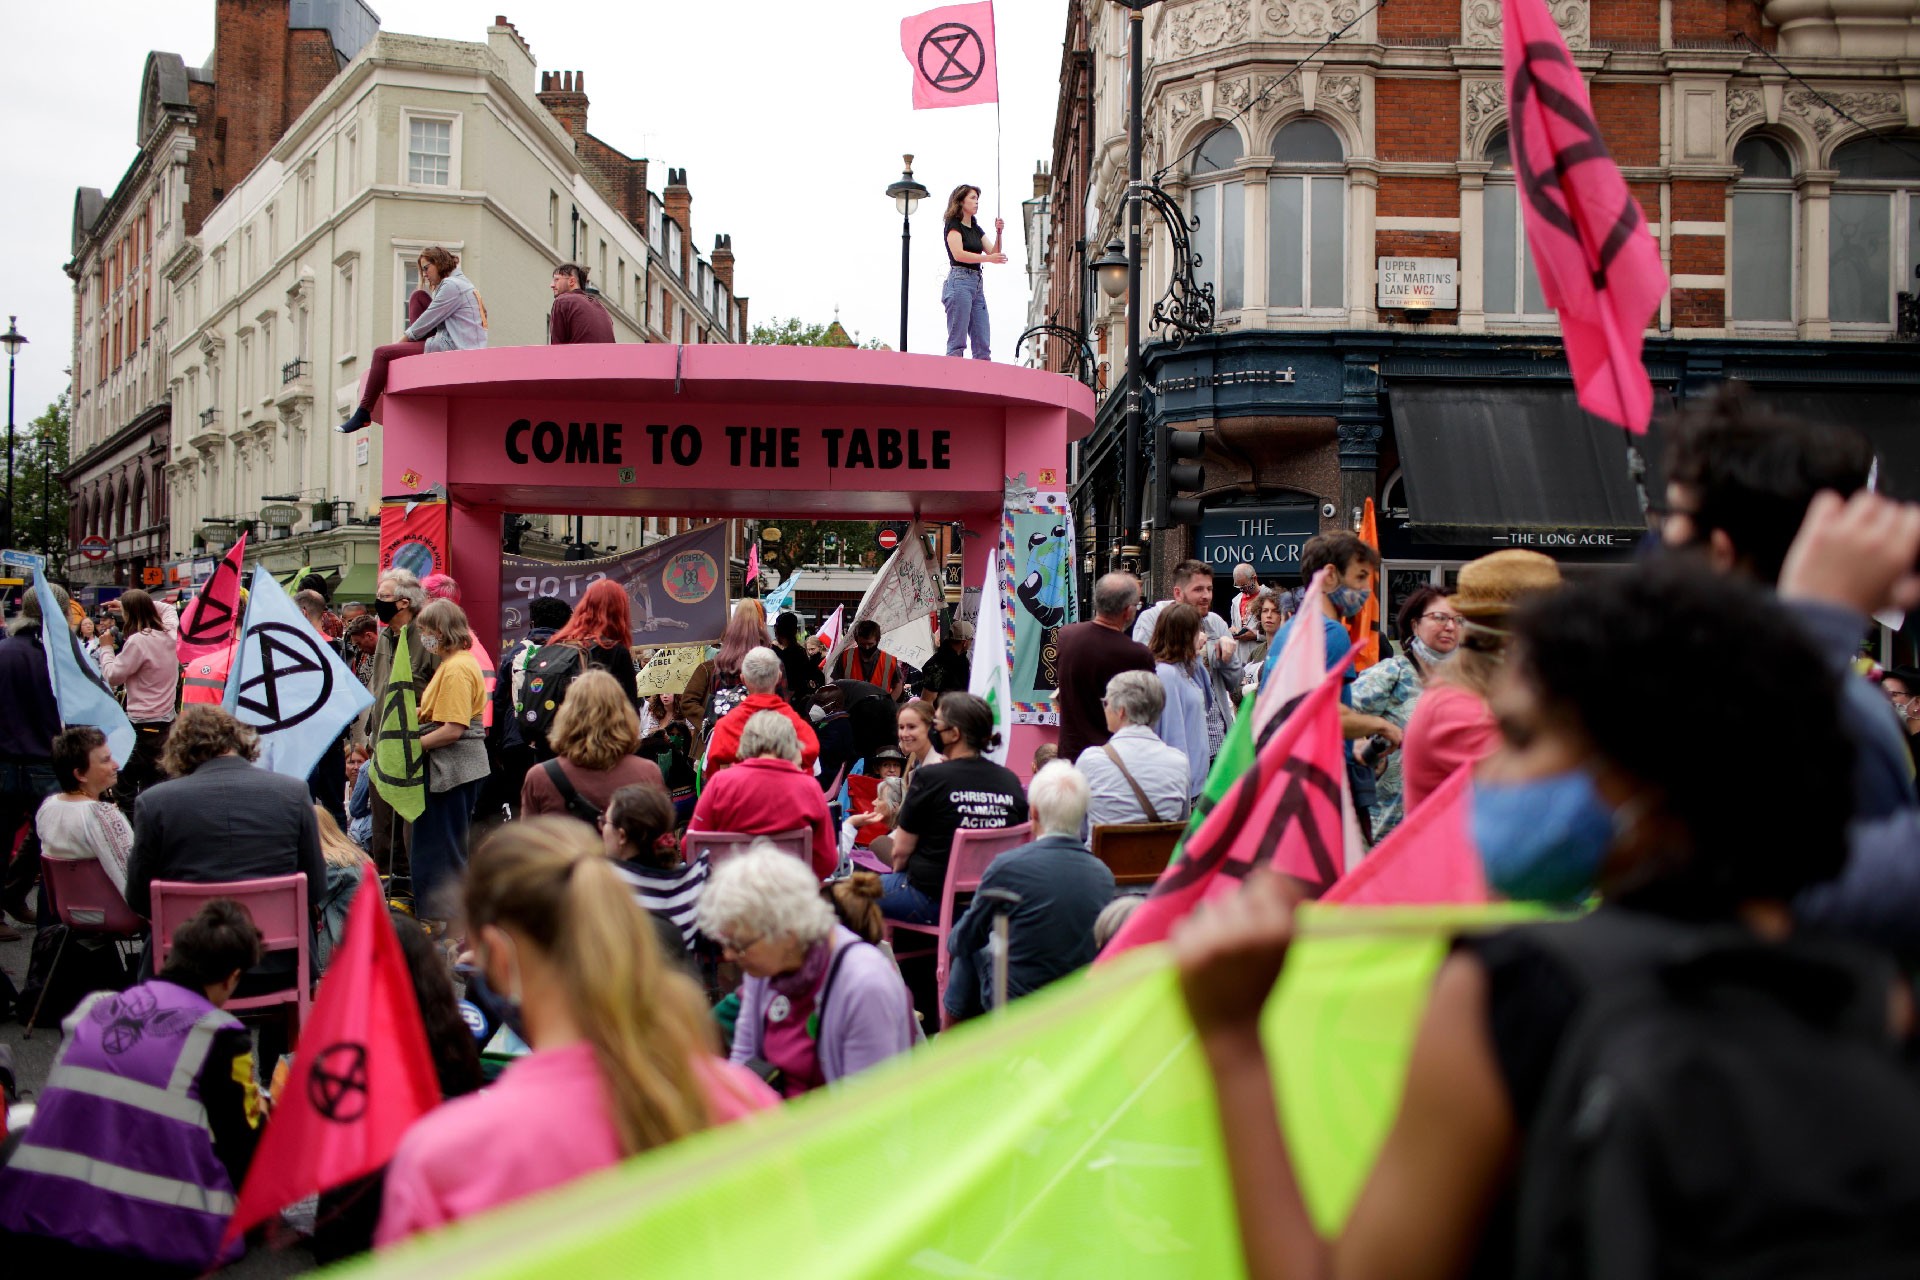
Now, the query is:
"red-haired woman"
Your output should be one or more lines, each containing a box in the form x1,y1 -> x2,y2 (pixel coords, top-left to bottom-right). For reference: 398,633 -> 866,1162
546,579 -> 639,706
679,601 -> 770,757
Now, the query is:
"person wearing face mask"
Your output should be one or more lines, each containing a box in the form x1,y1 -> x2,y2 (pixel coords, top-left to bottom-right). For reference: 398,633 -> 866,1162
376,820 -> 776,1244
1135,561 -> 1245,758
1174,561 -> 1920,1280
410,599 -> 491,923
1262,534 -> 1399,835
1400,550 -> 1561,816
1349,586 -> 1464,840
1877,666 -> 1920,769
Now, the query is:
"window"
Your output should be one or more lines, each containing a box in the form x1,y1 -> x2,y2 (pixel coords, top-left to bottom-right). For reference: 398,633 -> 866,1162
616,258 -> 625,306
407,117 -> 453,186
335,258 -> 357,356
1730,135 -> 1796,323
1268,119 -> 1346,311
238,332 -> 252,409
599,239 -> 609,293
1829,135 -> 1920,327
402,256 -> 422,306
549,191 -> 559,245
342,126 -> 359,202
298,164 -> 315,233
1483,131 -> 1549,317
1187,127 -> 1245,311
266,204 -> 278,262
649,196 -> 664,248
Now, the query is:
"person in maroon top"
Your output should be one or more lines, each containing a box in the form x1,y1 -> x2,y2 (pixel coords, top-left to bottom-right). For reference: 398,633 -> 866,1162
687,712 -> 837,879
1053,572 -> 1154,761
548,263 -> 615,345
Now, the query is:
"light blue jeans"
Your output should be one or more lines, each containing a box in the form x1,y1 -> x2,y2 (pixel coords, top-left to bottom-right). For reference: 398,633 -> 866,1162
941,267 -> 990,359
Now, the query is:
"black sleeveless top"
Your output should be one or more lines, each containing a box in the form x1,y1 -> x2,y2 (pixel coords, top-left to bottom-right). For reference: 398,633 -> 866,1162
944,217 -> 984,270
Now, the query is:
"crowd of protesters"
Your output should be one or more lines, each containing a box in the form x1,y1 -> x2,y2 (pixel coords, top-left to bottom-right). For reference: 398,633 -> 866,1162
10,387 -> 1920,1272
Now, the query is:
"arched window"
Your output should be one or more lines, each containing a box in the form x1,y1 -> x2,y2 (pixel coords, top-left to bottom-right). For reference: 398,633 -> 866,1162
1189,126 -> 1245,311
1268,119 -> 1346,310
1730,135 -> 1796,324
1829,135 -> 1920,327
1482,131 -> 1549,318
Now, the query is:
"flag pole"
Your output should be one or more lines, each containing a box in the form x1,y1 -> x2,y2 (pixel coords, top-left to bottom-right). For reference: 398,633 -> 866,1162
991,0 -> 1002,220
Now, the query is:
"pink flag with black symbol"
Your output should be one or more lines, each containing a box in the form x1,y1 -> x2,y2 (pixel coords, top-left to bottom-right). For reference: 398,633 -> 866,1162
901,2 -> 999,110
1503,0 -> 1668,432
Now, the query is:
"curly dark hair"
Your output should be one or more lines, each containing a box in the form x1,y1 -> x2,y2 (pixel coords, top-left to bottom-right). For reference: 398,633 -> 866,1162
1510,562 -> 1851,913
160,705 -> 260,777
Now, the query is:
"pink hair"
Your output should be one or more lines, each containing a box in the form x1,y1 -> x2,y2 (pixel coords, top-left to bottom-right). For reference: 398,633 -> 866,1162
422,573 -> 461,603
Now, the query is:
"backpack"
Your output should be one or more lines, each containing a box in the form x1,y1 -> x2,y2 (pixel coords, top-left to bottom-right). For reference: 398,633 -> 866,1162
540,759 -> 604,827
1512,909 -> 1920,1279
703,678 -> 749,740
514,643 -> 586,757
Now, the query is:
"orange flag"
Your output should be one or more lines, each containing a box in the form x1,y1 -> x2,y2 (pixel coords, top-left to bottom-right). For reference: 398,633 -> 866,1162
1101,665 -> 1349,958
1347,498 -> 1381,672
222,874 -> 441,1245
1321,765 -> 1489,906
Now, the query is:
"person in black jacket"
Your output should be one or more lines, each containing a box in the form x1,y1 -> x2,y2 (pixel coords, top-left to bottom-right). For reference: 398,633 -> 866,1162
487,595 -> 572,820
0,582 -> 65,928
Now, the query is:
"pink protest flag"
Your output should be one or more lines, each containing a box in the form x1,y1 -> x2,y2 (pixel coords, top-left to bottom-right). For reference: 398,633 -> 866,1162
176,532 -> 247,663
1102,666 -> 1349,959
1504,0 -> 1668,432
746,541 -> 760,589
1321,765 -> 1489,906
1252,565 -> 1331,742
816,604 -> 844,652
901,2 -> 999,110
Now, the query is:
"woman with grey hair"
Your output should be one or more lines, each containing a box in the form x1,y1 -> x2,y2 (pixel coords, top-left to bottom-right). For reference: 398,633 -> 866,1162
1075,669 -> 1193,829
704,646 -> 821,774
697,843 -> 919,1096
687,711 -> 836,877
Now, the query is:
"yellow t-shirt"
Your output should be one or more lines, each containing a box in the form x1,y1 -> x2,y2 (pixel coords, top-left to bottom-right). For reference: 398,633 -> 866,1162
419,648 -> 486,727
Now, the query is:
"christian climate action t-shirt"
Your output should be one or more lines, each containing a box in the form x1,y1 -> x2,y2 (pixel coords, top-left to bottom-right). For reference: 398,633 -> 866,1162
896,756 -> 1029,899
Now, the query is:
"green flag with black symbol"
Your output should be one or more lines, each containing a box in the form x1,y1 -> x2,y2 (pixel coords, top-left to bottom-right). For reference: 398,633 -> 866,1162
371,626 -> 426,822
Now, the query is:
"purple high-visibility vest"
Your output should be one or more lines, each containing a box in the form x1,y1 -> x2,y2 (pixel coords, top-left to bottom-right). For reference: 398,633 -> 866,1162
0,981 -> 246,1269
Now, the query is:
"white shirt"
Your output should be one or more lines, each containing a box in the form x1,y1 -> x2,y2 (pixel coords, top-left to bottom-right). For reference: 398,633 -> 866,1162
1079,724 -> 1194,828
35,794 -> 134,914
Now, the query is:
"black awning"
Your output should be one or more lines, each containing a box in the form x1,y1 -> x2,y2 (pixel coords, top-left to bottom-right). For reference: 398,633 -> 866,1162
1752,388 -> 1920,503
1390,383 -> 1653,542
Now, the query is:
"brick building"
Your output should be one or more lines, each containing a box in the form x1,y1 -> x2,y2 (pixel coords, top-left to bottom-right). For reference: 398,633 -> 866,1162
1042,0 -> 1920,635
64,0 -> 378,597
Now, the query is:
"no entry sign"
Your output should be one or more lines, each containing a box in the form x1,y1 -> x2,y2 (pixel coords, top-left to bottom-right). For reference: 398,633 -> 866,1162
877,528 -> 900,551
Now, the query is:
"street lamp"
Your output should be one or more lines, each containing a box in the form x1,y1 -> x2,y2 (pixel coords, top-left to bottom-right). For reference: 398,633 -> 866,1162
1,317 -> 26,552
1098,3 -> 1216,576
885,155 -> 929,353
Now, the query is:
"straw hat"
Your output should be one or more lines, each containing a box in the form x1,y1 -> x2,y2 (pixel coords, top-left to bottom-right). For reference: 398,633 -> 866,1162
1450,549 -> 1562,621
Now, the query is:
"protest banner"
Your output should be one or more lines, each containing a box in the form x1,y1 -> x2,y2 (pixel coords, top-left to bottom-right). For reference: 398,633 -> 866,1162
634,644 -> 710,697
1005,488 -> 1075,725
378,498 -> 449,580
338,906 -> 1542,1279
499,522 -> 727,651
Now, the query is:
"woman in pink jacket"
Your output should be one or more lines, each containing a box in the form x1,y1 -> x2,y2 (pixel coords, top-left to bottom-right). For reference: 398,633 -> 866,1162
96,589 -> 179,811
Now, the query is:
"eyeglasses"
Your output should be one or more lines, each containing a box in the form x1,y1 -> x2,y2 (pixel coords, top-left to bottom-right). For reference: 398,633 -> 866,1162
720,932 -> 762,956
1420,613 -> 1464,629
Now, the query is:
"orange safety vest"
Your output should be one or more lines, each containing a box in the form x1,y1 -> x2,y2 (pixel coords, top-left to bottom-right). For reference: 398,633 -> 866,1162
835,646 -> 899,692
180,639 -> 238,705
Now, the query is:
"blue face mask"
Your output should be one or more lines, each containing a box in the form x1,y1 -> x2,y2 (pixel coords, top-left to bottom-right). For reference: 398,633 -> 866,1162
1470,770 -> 1615,904
1329,584 -> 1371,618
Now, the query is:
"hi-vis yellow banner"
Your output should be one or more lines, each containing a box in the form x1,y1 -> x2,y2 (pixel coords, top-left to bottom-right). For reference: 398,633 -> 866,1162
328,907 -> 1536,1279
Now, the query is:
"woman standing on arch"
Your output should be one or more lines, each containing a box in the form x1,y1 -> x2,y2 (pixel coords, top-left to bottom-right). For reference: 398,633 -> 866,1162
941,185 -> 1007,360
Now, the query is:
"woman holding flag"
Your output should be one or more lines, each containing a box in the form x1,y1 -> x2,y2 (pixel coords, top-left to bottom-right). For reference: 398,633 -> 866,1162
941,185 -> 1007,359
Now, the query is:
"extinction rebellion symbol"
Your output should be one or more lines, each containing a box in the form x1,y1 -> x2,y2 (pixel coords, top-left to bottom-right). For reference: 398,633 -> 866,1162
308,1042 -> 371,1123
234,622 -> 337,733
917,22 -> 984,94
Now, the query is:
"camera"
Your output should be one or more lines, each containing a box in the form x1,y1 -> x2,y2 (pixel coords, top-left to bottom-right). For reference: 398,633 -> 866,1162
1356,733 -> 1394,767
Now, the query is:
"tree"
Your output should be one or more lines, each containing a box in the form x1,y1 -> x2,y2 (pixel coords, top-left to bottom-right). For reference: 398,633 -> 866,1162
746,318 -> 885,573
7,392 -> 69,562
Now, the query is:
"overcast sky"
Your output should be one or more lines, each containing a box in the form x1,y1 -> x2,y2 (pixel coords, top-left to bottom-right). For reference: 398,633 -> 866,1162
0,1 -> 1065,427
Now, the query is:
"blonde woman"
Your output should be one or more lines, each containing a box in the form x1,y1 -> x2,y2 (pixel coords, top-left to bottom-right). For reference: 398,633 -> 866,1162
376,820 -> 776,1243
520,669 -> 666,824
314,805 -> 368,970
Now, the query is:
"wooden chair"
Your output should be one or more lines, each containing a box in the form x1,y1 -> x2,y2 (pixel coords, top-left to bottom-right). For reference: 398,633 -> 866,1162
1090,822 -> 1186,890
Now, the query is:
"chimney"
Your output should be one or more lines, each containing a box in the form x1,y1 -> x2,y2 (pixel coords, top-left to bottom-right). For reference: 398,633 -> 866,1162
488,15 -> 537,98
537,69 -> 588,140
1033,161 -> 1052,199
711,234 -> 734,292
663,168 -> 693,274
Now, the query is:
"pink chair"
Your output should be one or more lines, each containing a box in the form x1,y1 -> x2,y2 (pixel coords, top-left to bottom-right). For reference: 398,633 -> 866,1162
24,857 -> 145,1039
686,827 -> 813,874
889,823 -> 1032,1012
149,874 -> 312,1037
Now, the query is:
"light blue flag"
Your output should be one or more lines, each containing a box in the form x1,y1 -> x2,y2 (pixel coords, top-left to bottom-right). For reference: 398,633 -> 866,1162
762,571 -> 801,618
33,573 -> 136,767
222,567 -> 373,782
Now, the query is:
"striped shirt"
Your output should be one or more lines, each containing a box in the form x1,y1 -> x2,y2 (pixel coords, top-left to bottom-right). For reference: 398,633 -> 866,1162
612,857 -> 709,950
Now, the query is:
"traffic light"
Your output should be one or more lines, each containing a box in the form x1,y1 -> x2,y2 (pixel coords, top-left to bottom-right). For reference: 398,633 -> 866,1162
1158,428 -> 1207,527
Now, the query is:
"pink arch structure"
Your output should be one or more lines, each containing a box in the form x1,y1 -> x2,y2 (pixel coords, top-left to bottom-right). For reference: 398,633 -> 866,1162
382,343 -> 1096,760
